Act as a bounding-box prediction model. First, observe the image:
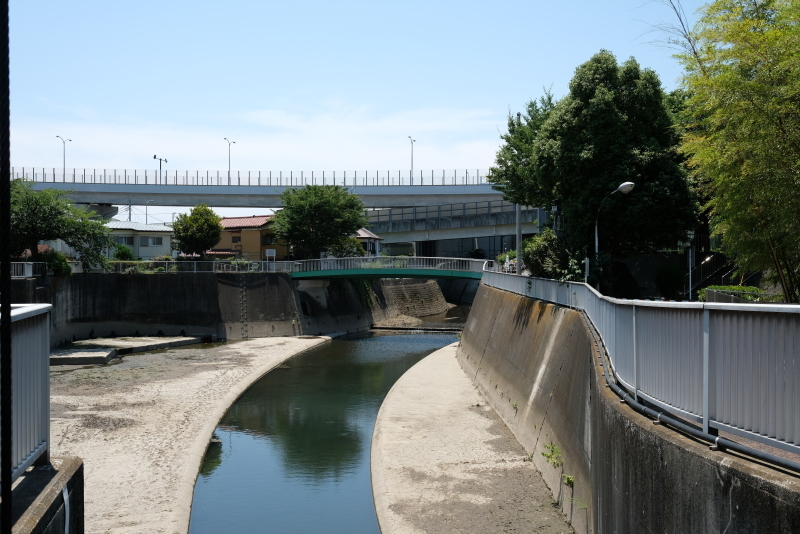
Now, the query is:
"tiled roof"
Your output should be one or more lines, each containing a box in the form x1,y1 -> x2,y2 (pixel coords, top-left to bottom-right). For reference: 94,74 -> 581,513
356,228 -> 382,240
107,221 -> 173,232
220,215 -> 272,229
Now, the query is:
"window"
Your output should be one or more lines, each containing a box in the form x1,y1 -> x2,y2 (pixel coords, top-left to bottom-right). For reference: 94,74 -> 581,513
262,235 -> 278,245
113,236 -> 134,246
232,236 -> 241,243
139,236 -> 163,247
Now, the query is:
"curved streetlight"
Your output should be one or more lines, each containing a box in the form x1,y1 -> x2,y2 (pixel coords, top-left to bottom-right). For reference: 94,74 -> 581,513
224,138 -> 235,185
408,136 -> 415,185
56,135 -> 71,181
595,181 -> 635,257
153,155 -> 167,183
145,200 -> 154,225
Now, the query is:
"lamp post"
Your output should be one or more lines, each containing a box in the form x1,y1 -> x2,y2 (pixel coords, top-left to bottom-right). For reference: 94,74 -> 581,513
408,136 -> 415,185
515,112 -> 522,274
145,200 -> 154,225
56,135 -> 71,181
224,138 -> 235,185
593,181 -> 635,286
153,155 -> 167,183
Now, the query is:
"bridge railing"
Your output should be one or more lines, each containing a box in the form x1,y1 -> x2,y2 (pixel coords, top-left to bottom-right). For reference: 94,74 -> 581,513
366,200 -> 541,223
1,304 -> 52,484
12,167 -> 490,187
289,256 -> 490,273
482,269 -> 800,454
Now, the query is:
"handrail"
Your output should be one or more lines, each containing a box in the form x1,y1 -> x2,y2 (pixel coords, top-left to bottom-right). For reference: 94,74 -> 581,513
12,167 -> 490,188
482,269 -> 800,456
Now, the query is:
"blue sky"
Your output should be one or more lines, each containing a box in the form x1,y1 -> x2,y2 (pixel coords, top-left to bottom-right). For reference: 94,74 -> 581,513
11,0 -> 705,223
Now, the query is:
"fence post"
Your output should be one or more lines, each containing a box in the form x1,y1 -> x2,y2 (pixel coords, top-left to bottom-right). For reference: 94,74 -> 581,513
702,308 -> 711,434
633,305 -> 638,402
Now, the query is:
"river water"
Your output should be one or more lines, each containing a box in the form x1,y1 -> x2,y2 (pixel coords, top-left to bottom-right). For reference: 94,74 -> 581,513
188,327 -> 460,533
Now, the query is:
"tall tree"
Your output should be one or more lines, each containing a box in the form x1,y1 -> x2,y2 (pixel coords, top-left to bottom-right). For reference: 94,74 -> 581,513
676,0 -> 800,301
10,179 -> 113,271
487,92 -> 557,206
173,204 -> 223,258
536,50 -> 697,258
273,185 -> 368,260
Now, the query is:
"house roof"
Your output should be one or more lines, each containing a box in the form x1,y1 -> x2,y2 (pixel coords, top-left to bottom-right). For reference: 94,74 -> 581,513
356,228 -> 383,240
220,215 -> 272,229
107,221 -> 173,232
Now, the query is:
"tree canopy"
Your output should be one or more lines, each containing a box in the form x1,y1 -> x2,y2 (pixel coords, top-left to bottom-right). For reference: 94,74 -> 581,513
272,185 -> 368,260
10,179 -> 113,271
676,0 -> 800,301
489,50 -> 697,259
172,204 -> 223,258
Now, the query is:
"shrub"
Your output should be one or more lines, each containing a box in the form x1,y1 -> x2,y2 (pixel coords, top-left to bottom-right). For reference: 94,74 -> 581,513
495,249 -> 516,264
113,244 -> 135,261
39,250 -> 72,276
697,285 -> 764,302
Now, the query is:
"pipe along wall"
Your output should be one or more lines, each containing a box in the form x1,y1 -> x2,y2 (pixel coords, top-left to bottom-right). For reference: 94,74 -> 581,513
458,283 -> 800,534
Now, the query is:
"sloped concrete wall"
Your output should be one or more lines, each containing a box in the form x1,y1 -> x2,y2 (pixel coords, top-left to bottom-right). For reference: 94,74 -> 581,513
459,283 -> 800,534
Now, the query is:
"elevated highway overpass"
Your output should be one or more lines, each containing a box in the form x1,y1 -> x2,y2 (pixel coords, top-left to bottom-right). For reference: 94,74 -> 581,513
19,167 -> 502,208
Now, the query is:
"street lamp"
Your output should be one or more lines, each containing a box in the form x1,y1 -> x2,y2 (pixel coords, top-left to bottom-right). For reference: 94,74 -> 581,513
595,181 -> 635,257
408,136 -> 415,185
153,155 -> 167,183
145,200 -> 154,225
224,138 -> 235,185
56,135 -> 71,181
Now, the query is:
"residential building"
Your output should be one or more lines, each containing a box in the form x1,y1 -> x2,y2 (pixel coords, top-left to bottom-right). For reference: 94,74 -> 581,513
212,215 -> 289,260
355,228 -> 383,257
107,221 -> 173,260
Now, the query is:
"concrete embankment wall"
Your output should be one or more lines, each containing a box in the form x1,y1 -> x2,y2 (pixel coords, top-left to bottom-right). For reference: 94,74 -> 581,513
13,274 -> 451,348
459,283 -> 800,534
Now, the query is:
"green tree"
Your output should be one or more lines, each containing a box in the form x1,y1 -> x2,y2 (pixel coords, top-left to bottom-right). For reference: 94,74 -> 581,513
172,204 -> 223,258
487,92 -> 557,206
10,179 -> 113,271
535,50 -> 697,258
273,185 -> 368,260
328,237 -> 366,258
113,244 -> 135,261
675,0 -> 800,301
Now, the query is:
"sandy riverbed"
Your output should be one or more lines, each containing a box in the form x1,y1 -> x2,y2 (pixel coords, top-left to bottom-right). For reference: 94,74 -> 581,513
49,336 -> 330,534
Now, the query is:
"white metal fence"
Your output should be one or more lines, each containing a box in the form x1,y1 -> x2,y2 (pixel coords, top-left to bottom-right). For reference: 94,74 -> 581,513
100,257 -> 490,274
12,167 -> 490,187
482,270 -> 800,454
0,304 -> 52,484
10,262 -> 47,278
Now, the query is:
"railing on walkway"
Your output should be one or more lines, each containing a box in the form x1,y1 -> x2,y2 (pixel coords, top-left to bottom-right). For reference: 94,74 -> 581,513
1,304 -> 52,483
367,200 -> 540,223
13,168 -> 490,187
103,257 -> 490,275
482,270 -> 800,454
10,262 -> 48,278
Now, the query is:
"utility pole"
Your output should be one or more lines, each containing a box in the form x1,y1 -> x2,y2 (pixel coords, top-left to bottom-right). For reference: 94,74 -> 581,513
224,138 -> 235,186
153,155 -> 167,183
408,136 -> 415,185
56,135 -> 71,181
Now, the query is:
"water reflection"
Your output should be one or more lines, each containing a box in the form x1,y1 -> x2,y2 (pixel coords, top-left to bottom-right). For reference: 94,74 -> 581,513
190,333 -> 458,534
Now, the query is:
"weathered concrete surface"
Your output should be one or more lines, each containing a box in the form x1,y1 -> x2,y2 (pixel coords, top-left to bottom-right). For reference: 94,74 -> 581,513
49,336 -> 329,534
50,348 -> 117,366
50,337 -> 206,365
372,343 -> 573,534
459,283 -> 800,533
11,456 -> 84,534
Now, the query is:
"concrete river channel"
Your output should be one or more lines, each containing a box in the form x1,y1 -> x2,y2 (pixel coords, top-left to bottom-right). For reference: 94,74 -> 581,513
188,309 -> 466,533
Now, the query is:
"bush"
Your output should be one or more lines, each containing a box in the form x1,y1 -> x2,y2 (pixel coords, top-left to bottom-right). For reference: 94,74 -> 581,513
123,265 -> 140,275
39,250 -> 72,276
495,249 -> 516,264
521,228 -> 559,278
113,244 -> 135,261
697,285 -> 763,302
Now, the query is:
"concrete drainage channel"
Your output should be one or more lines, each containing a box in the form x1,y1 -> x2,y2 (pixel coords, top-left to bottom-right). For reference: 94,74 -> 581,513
50,336 -> 215,365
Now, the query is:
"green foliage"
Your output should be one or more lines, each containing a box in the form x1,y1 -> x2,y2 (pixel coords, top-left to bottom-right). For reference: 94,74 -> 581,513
9,179 -> 113,271
521,228 -> 560,278
654,263 -> 685,300
328,237 -> 366,258
489,51 -> 698,260
348,278 -> 374,307
172,204 -> 223,258
495,249 -> 516,264
39,250 -> 72,276
697,285 -> 765,302
677,0 -> 800,302
542,442 -> 564,468
273,185 -> 368,260
122,265 -> 140,275
113,244 -> 135,261
561,474 -> 575,488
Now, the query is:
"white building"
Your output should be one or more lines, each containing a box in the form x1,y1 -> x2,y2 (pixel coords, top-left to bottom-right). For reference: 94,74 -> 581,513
107,221 -> 173,260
